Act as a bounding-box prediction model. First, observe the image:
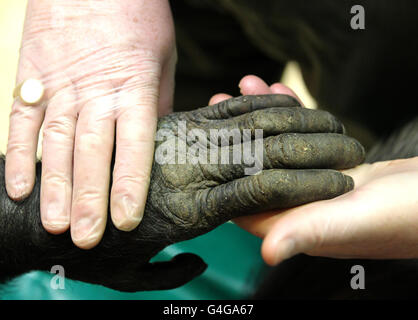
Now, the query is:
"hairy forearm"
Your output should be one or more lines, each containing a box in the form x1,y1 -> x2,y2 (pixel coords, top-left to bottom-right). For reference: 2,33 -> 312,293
0,155 -> 167,285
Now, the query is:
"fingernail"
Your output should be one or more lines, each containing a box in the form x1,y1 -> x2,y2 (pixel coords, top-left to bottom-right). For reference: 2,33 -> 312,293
238,82 -> 244,94
44,201 -> 70,231
113,196 -> 143,231
273,239 -> 296,265
72,216 -> 101,246
9,174 -> 29,200
344,175 -> 355,192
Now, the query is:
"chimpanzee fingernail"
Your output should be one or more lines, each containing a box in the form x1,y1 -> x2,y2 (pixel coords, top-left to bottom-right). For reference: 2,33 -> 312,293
344,174 -> 355,192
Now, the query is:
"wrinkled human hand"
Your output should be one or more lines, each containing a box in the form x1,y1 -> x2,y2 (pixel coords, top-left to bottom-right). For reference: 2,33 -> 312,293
2,94 -> 365,291
224,76 -> 418,266
5,0 -> 176,249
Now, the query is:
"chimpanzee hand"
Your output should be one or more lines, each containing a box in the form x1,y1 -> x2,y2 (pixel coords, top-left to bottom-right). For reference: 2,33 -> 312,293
0,94 -> 365,292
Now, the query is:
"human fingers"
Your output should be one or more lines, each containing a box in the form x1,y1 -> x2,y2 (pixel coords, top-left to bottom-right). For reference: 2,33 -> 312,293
70,86 -> 115,249
40,84 -> 77,233
208,93 -> 233,106
110,75 -> 159,231
6,64 -> 45,200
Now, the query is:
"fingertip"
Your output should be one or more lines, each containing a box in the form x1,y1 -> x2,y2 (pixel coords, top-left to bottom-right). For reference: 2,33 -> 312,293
261,235 -> 278,266
343,174 -> 355,192
269,83 -> 304,106
209,93 -> 232,105
40,177 -> 73,235
358,142 -> 366,163
341,123 -> 347,135
71,210 -> 107,250
42,219 -> 70,234
261,219 -> 297,265
111,193 -> 145,232
5,170 -> 33,201
72,237 -> 102,250
238,75 -> 271,95
269,83 -> 295,96
71,228 -> 103,250
111,207 -> 143,232
6,98 -> 45,201
40,194 -> 71,234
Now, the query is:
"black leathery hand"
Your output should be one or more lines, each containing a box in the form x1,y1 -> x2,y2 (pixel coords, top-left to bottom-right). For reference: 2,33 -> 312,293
208,107 -> 345,137
197,132 -> 364,183
195,94 -> 301,120
199,169 -> 354,223
263,133 -> 365,170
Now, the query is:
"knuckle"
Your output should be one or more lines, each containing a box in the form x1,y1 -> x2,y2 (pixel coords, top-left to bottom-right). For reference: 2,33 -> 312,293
42,171 -> 71,186
250,111 -> 262,128
43,117 -> 75,141
6,141 -> 33,155
11,101 -> 40,116
112,172 -> 151,194
75,131 -> 103,153
73,189 -> 104,209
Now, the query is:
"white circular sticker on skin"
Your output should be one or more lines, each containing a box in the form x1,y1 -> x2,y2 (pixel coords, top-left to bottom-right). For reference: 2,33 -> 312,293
18,78 -> 45,105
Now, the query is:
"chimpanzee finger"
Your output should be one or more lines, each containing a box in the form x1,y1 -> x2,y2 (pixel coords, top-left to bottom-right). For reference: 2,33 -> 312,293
205,107 -> 345,139
199,133 -> 364,183
262,133 -> 365,169
199,169 -> 354,223
195,94 -> 301,120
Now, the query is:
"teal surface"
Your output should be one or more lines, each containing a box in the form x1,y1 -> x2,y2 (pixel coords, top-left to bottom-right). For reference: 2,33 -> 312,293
1,222 -> 269,300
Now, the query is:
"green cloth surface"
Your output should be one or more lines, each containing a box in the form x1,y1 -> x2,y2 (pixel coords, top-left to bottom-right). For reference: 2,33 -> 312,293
1,222 -> 268,300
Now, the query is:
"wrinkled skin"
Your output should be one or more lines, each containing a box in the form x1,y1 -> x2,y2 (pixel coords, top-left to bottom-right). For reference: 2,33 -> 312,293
0,95 -> 365,292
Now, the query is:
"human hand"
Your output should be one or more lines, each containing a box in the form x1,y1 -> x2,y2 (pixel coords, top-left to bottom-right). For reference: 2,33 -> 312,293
219,76 -> 418,266
5,0 -> 176,249
239,157 -> 418,266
